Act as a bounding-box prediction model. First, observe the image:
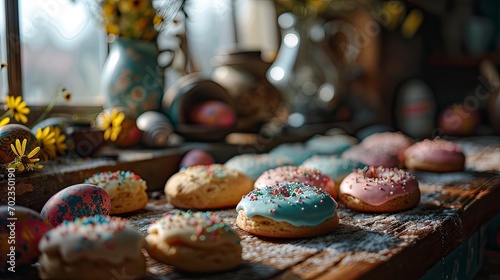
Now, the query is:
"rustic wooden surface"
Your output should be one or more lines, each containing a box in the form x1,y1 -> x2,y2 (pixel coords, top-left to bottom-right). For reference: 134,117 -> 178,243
120,172 -> 499,280
1,136 -> 498,279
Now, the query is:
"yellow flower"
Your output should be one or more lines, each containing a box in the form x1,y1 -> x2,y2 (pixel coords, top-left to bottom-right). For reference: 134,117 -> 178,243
5,96 -> 30,123
53,127 -> 67,155
0,117 -> 10,127
99,108 -> 125,141
35,127 -> 57,161
8,138 -> 43,172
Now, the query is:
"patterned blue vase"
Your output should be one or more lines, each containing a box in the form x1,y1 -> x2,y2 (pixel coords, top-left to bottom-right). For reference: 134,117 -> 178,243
101,37 -> 164,118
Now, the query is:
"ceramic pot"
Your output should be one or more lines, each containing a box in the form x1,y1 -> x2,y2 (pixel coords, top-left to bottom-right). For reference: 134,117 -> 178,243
101,37 -> 164,118
212,50 -> 283,131
162,73 -> 235,141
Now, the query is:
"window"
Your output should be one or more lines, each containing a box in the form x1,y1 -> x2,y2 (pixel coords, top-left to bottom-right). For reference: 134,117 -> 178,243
18,0 -> 106,106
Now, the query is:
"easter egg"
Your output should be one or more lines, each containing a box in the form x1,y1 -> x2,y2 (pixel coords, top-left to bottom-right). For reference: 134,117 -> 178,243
136,111 -> 173,148
179,149 -> 215,169
438,103 -> 481,136
0,206 -> 52,270
190,101 -> 236,128
0,124 -> 38,165
41,184 -> 111,227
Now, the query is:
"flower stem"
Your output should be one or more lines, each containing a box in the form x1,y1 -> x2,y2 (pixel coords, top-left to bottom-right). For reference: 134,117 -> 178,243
30,88 -> 63,129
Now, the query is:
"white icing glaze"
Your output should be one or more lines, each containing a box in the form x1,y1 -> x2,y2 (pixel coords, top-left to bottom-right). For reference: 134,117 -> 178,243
38,215 -> 145,264
147,211 -> 240,248
85,171 -> 147,199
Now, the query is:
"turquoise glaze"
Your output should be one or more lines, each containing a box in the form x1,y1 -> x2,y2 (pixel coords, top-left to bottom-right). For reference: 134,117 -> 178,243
236,182 -> 337,227
225,154 -> 293,181
301,155 -> 365,182
269,143 -> 315,165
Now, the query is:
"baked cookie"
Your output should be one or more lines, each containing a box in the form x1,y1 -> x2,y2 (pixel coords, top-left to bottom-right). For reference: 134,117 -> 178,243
85,171 -> 148,214
236,182 -> 339,238
38,215 -> 146,280
165,164 -> 253,209
146,211 -> 242,273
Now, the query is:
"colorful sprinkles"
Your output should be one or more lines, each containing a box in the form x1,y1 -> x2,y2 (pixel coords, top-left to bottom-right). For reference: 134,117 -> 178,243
150,211 -> 239,244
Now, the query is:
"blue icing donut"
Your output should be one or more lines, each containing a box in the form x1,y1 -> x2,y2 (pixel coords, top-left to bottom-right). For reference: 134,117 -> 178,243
301,155 -> 365,182
236,182 -> 337,227
269,143 -> 315,165
225,154 -> 293,181
305,134 -> 358,155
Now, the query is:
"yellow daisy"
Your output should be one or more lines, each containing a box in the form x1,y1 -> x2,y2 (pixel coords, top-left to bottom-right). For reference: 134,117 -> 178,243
5,96 -> 30,123
99,108 -> 125,141
35,127 -> 57,161
0,117 -> 10,127
8,138 -> 43,172
53,127 -> 68,155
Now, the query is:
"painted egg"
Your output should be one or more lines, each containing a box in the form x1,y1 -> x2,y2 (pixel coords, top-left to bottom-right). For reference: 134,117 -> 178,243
179,149 -> 215,169
136,111 -> 173,148
40,184 -> 111,227
0,124 -> 38,165
0,206 -> 52,270
190,101 -> 236,128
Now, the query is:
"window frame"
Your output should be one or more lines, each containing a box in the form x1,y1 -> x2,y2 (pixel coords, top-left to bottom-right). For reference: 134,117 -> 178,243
3,1 -> 104,124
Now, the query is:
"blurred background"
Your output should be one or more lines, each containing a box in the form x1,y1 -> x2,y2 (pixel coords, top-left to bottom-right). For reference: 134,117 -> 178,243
1,0 -> 500,140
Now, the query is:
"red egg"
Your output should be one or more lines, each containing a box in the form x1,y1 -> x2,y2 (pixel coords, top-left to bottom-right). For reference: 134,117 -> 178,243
190,101 -> 236,128
41,184 -> 111,227
438,103 -> 481,136
0,206 -> 52,270
179,149 -> 215,169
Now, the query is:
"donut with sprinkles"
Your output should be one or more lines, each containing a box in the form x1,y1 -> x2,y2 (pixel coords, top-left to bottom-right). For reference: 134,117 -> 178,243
145,211 -> 242,272
236,182 -> 339,238
165,164 -> 253,209
338,166 -> 420,213
38,215 -> 146,280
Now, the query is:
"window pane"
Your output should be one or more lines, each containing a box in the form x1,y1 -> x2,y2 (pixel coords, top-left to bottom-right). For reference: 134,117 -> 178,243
19,0 -> 106,106
0,0 -> 7,99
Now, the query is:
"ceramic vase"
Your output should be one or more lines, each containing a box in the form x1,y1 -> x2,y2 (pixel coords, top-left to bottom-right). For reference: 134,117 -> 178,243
101,37 -> 164,119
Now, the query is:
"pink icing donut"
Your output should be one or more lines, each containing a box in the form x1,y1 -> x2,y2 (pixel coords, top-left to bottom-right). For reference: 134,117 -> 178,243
404,139 -> 465,172
342,145 -> 400,168
339,166 -> 420,212
254,166 -> 336,199
361,132 -> 414,162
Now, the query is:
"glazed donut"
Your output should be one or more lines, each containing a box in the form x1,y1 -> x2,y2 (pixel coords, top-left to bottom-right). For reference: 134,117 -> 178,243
38,215 -> 146,280
225,153 -> 294,181
301,155 -> 365,196
342,145 -> 400,168
338,166 -> 420,213
236,182 -> 339,238
269,143 -> 315,165
85,171 -> 148,214
305,134 -> 358,155
404,139 -> 465,172
165,164 -> 253,209
146,211 -> 242,273
360,132 -> 414,163
254,165 -> 336,199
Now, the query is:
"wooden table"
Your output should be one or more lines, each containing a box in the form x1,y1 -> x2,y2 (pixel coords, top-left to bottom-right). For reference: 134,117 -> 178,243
2,136 -> 500,279
125,172 -> 500,280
